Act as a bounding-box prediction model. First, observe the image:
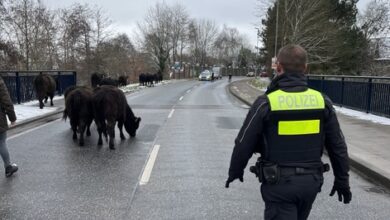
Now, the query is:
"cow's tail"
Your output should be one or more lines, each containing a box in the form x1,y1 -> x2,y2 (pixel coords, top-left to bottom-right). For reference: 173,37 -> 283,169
64,92 -> 81,122
63,109 -> 68,121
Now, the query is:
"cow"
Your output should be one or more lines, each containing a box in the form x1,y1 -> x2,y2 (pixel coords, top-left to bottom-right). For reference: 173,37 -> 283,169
100,77 -> 119,87
92,85 -> 141,149
91,72 -> 105,88
63,87 -> 94,146
33,73 -> 56,109
118,75 -> 128,87
139,73 -> 160,87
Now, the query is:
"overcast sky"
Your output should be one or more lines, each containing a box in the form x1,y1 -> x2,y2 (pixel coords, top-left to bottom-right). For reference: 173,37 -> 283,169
42,0 -> 371,49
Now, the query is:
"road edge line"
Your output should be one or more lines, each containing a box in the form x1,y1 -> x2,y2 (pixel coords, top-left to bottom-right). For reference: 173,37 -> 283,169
139,144 -> 161,185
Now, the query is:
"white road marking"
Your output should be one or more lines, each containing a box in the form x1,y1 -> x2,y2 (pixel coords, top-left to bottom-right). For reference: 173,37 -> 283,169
7,119 -> 61,140
140,144 -> 161,185
179,96 -> 184,101
168,109 -> 175,118
186,89 -> 191,93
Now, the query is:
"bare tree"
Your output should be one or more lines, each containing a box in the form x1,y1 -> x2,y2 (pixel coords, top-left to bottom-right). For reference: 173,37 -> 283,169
170,3 -> 189,64
188,19 -> 218,66
137,1 -> 173,74
278,0 -> 336,65
359,0 -> 390,40
213,25 -> 244,66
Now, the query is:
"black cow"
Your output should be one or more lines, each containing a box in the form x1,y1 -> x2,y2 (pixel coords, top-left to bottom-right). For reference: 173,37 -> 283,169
100,77 -> 119,87
63,87 -> 94,146
139,73 -> 160,87
118,75 -> 128,87
91,73 -> 105,88
92,85 -> 141,149
34,73 -> 56,109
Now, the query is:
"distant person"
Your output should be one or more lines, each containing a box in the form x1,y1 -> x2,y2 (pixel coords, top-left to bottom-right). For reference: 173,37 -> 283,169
0,76 -> 18,177
228,73 -> 232,82
226,44 -> 351,220
211,71 -> 215,81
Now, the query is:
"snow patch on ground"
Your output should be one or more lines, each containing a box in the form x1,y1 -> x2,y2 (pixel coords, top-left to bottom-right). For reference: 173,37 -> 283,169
21,95 -> 64,106
334,106 -> 390,125
13,105 -> 60,122
119,80 -> 172,93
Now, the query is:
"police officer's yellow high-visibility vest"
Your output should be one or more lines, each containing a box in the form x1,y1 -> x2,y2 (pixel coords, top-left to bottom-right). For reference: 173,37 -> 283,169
265,88 -> 325,163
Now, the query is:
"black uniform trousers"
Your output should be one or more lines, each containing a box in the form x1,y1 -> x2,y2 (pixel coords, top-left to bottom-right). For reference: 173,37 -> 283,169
260,174 -> 323,220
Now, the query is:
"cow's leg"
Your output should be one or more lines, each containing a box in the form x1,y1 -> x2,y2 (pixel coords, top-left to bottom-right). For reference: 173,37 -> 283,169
39,98 -> 44,109
86,121 -> 91,137
118,120 -> 126,140
44,96 -> 48,103
95,121 -> 103,146
78,121 -> 86,146
107,120 -> 116,149
71,119 -> 77,140
50,94 -> 54,106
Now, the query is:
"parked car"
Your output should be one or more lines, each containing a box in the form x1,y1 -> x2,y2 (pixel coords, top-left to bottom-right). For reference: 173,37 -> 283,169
199,70 -> 212,81
246,72 -> 255,77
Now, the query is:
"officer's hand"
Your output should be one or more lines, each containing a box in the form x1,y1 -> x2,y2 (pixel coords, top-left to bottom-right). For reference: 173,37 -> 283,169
225,176 -> 243,188
330,185 -> 352,204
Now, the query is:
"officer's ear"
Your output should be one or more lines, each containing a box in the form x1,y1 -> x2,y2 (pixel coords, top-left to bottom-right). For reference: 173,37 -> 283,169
303,64 -> 308,74
276,62 -> 284,75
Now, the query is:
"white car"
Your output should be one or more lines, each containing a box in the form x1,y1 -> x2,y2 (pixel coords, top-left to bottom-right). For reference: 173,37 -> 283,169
246,72 -> 255,77
199,70 -> 212,81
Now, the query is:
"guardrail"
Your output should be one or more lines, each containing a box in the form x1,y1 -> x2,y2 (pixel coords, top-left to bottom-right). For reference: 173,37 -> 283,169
307,75 -> 390,118
0,71 -> 77,104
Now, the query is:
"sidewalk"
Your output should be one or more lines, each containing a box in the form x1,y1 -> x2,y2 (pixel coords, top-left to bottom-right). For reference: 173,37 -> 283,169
229,79 -> 390,189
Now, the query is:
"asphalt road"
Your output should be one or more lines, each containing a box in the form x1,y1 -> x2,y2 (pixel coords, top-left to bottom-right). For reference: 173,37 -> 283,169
0,78 -> 389,219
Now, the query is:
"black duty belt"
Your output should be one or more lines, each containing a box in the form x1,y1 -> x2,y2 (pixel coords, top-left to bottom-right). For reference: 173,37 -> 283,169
279,167 -> 322,176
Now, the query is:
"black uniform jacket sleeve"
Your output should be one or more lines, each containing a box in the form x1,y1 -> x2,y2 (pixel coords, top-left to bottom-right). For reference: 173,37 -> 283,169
0,78 -> 16,122
228,95 -> 269,179
323,96 -> 350,188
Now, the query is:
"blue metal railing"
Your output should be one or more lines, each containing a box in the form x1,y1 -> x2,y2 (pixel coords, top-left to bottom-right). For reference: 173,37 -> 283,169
0,71 -> 77,104
307,75 -> 390,118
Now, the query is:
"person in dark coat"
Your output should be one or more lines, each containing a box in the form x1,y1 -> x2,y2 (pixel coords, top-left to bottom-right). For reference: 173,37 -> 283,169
226,45 -> 351,220
0,77 -> 18,177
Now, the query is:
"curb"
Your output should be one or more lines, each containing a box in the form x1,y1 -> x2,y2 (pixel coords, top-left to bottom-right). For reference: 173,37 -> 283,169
9,108 -> 64,131
348,153 -> 390,190
228,81 -> 253,107
228,79 -> 390,191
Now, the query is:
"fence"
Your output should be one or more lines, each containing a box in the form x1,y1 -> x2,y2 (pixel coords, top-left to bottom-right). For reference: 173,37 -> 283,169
307,75 -> 390,118
0,71 -> 77,104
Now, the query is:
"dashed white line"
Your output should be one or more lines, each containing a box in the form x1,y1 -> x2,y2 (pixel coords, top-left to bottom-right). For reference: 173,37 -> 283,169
186,89 -> 191,94
168,109 -> 175,118
179,96 -> 184,101
139,144 -> 161,185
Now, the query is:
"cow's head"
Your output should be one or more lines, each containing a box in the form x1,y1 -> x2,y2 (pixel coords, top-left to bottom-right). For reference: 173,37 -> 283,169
124,105 -> 141,137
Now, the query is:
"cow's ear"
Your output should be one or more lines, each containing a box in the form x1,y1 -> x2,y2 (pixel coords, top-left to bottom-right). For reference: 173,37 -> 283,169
136,117 -> 141,123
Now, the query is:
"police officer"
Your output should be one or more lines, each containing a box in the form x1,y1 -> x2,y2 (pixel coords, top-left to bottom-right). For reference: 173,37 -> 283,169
225,45 -> 351,220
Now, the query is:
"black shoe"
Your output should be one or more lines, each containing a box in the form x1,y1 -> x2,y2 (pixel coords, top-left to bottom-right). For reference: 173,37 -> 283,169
5,164 -> 18,177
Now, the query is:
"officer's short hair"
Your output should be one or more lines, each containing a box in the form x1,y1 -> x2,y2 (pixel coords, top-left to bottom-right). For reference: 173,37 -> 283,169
277,44 -> 307,72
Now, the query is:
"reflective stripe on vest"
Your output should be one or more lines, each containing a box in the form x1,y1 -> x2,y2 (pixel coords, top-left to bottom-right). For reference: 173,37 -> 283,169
268,89 -> 325,136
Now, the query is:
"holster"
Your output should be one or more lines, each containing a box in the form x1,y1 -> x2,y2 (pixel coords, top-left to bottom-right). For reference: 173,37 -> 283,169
249,157 -> 263,183
250,158 -> 281,184
262,162 -> 279,184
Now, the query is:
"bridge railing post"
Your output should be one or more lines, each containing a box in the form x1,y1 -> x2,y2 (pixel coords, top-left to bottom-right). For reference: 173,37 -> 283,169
366,78 -> 373,113
15,72 -> 21,104
341,77 -> 345,107
57,71 -> 62,95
